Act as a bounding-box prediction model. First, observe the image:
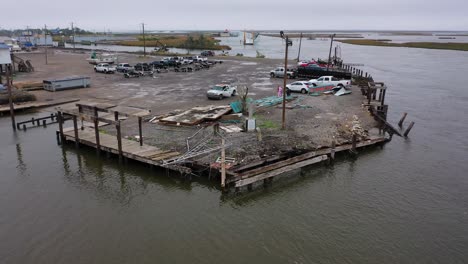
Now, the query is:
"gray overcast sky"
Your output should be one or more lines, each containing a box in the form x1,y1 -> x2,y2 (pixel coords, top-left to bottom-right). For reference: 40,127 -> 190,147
1,0 -> 467,31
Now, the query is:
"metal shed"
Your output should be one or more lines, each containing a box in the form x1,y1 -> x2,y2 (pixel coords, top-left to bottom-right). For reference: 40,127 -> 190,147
43,76 -> 91,92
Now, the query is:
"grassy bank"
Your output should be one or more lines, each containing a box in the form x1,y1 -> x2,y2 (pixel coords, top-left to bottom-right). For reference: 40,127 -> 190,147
337,39 -> 468,51
117,34 -> 231,50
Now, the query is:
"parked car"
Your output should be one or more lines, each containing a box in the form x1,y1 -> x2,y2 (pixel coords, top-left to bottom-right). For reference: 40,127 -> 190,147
150,61 -> 167,69
286,81 -> 310,94
94,63 -> 116,74
116,63 -> 133,73
124,70 -> 142,78
134,63 -> 152,71
201,51 -> 215,56
206,84 -> 237,100
181,57 -> 193,64
161,58 -> 181,67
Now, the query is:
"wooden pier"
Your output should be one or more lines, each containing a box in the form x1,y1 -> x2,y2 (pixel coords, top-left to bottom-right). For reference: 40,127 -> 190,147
54,91 -> 393,191
56,102 -> 189,174
62,127 -> 182,169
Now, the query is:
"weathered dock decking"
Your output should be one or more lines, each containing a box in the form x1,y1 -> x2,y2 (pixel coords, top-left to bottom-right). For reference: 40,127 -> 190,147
226,136 -> 388,188
63,126 -> 183,169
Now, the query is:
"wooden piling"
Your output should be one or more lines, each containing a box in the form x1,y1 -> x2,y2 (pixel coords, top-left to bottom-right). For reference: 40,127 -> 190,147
73,115 -> 79,148
42,120 -> 46,127
398,112 -> 407,127
351,134 -> 357,154
404,121 -> 415,137
57,111 -> 64,143
114,112 -> 123,163
116,121 -> 123,164
367,85 -> 372,105
6,66 -> 16,131
381,89 -> 386,106
93,107 -> 100,155
221,138 -> 226,188
330,140 -> 336,161
138,116 -> 143,146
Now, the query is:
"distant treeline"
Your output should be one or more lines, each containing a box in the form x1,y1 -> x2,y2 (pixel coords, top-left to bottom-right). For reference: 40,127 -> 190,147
0,27 -> 94,37
119,34 -> 230,50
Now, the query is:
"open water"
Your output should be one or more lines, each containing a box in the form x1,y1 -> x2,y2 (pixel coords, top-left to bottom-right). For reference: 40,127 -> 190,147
1,35 -> 468,263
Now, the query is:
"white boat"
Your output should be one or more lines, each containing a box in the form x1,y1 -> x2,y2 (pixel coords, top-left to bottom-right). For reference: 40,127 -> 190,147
86,51 -> 117,65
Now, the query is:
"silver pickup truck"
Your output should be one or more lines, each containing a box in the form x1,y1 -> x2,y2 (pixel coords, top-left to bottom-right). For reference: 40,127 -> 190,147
94,63 -> 116,74
270,67 -> 296,78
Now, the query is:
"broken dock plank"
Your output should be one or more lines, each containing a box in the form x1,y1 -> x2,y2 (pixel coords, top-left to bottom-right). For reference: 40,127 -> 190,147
234,155 -> 328,187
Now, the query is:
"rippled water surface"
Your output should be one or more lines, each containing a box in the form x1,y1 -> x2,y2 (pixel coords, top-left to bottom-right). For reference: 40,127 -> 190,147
1,38 -> 468,263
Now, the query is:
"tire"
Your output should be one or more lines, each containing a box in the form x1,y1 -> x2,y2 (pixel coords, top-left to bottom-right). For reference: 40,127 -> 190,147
287,74 -> 291,79
337,84 -> 344,88
218,94 -> 223,100
232,90 -> 236,96
301,88 -> 307,94
270,73 -> 275,78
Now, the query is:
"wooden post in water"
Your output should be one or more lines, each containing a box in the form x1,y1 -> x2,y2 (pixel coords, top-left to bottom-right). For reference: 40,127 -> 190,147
221,138 -> 226,189
116,122 -> 123,163
331,140 -> 336,161
367,85 -> 372,105
381,89 -> 386,106
78,105 -> 83,130
73,115 -> 79,148
351,134 -> 357,154
398,112 -> 407,127
138,116 -> 143,146
404,121 -> 415,137
57,111 -> 64,144
114,112 -> 123,163
93,107 -> 100,155
6,66 -> 16,131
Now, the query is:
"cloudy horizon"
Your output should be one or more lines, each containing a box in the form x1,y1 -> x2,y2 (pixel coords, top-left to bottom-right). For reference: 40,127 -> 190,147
1,0 -> 467,32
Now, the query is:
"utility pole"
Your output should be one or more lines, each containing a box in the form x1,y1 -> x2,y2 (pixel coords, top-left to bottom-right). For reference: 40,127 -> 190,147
141,23 -> 146,56
6,65 -> 16,131
280,31 -> 292,130
297,32 -> 303,62
71,22 -> 76,53
44,24 -> 48,64
327,34 -> 336,71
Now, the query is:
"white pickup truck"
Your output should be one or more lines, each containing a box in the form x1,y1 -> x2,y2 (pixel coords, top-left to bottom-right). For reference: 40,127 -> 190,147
192,55 -> 208,62
270,67 -> 296,78
94,63 -> 117,74
308,76 -> 351,87
206,84 -> 237,100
